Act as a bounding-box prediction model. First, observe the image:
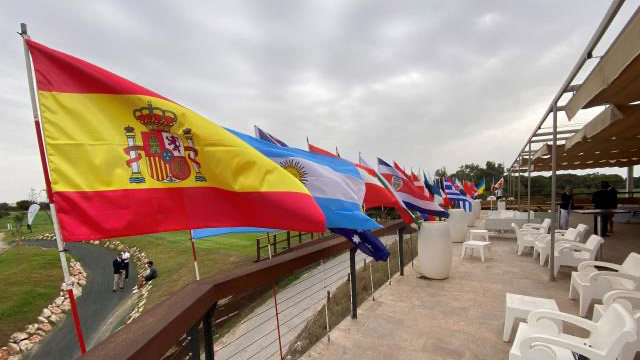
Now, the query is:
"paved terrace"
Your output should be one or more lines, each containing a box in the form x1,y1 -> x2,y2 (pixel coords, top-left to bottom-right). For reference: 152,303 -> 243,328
304,213 -> 640,360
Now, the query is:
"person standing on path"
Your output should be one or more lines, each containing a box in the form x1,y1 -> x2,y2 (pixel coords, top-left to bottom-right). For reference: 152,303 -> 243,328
560,186 -> 574,230
112,253 -> 124,292
121,248 -> 131,282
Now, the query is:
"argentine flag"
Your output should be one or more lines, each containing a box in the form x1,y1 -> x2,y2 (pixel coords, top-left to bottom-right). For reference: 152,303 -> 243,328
224,129 -> 380,231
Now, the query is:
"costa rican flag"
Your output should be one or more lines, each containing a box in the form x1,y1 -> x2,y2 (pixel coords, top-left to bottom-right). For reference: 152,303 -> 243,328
378,158 -> 448,219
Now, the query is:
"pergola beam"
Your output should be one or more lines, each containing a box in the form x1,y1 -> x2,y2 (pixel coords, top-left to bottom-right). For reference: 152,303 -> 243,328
510,0 -> 625,170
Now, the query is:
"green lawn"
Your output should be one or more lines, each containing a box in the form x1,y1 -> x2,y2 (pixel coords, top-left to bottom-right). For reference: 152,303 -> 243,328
0,247 -> 63,343
117,231 -> 259,309
0,211 -> 54,243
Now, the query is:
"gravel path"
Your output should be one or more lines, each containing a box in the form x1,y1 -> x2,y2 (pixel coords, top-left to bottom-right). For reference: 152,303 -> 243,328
214,235 -> 399,360
22,240 -> 138,360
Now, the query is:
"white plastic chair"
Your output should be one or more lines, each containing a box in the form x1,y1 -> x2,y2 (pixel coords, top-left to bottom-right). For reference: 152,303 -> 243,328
555,224 -> 589,243
509,303 -> 638,360
570,253 -> 640,317
512,223 -> 543,256
522,218 -> 551,234
533,228 -> 583,267
553,235 -> 604,277
593,291 -> 640,360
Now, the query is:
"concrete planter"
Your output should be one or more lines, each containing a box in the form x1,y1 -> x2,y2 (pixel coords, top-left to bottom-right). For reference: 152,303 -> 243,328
447,209 -> 467,243
418,221 -> 452,279
473,200 -> 482,220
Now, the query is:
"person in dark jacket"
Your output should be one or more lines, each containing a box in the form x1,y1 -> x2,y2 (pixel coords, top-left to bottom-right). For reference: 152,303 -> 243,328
560,186 -> 574,230
592,181 -> 611,236
606,183 -> 618,233
134,261 -> 158,292
112,254 -> 124,292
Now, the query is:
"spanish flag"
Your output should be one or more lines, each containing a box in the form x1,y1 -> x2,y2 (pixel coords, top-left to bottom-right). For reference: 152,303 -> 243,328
26,40 -> 325,241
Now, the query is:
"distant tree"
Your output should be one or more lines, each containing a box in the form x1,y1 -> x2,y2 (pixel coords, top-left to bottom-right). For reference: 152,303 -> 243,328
434,167 -> 448,178
38,201 -> 50,210
12,212 -> 25,247
15,200 -> 33,212
0,202 -> 9,211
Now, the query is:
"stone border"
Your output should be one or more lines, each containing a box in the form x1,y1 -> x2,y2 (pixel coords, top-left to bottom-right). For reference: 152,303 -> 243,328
88,240 -> 151,324
0,261 -> 87,360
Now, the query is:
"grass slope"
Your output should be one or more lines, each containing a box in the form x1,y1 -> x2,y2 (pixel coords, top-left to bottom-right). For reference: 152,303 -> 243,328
0,246 -> 63,343
0,211 -> 54,243
117,231 -> 258,309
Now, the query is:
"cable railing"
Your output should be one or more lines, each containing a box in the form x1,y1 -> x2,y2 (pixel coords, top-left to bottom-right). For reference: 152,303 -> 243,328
74,220 -> 411,360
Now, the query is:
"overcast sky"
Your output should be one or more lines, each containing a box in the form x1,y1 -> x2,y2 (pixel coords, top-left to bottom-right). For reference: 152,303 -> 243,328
1,0 -> 638,202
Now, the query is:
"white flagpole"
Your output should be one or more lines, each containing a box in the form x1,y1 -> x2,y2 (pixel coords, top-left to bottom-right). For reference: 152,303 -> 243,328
189,230 -> 200,281
19,23 -> 87,353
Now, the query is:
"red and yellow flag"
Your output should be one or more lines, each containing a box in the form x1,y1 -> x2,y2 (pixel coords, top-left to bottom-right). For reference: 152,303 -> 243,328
26,40 -> 325,241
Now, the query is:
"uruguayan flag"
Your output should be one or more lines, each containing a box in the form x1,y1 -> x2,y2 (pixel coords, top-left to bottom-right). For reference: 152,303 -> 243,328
226,129 -> 379,230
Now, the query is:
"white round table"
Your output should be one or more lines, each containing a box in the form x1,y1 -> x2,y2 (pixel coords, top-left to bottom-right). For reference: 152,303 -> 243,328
418,221 -> 452,279
447,209 -> 467,243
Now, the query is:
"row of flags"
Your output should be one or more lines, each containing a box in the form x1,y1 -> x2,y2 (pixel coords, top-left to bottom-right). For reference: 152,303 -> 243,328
25,38 -> 490,262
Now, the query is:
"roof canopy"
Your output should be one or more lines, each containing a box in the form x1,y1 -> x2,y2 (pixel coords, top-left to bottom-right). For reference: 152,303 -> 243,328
530,104 -> 640,171
564,8 -> 640,119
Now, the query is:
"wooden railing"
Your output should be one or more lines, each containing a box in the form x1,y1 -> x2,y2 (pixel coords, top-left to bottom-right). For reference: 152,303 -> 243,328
75,220 -> 409,360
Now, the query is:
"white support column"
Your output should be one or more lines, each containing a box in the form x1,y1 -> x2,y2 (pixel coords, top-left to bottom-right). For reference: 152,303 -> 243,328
527,143 -> 532,222
549,103 -> 558,281
627,166 -> 634,195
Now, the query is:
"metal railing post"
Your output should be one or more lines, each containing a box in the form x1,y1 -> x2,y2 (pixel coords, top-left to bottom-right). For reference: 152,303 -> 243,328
528,142 -> 532,222
398,228 -> 405,276
349,247 -> 357,319
186,322 -> 201,360
203,303 -> 217,360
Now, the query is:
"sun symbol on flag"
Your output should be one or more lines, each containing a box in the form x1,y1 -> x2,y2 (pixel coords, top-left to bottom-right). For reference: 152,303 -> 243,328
279,158 -> 309,185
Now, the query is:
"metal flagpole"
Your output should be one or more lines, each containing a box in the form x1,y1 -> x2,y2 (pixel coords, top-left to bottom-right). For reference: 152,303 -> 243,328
549,102 -> 558,281
19,23 -> 87,353
527,142 -> 532,222
189,230 -> 200,281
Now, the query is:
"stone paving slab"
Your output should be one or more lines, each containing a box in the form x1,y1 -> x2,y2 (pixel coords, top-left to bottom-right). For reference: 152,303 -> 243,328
303,214 -> 639,360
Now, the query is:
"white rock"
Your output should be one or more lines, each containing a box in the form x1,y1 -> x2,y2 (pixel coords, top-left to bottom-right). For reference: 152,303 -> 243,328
18,340 -> 32,352
6,343 -> 19,355
60,303 -> 71,312
37,317 -> 47,323
53,297 -> 64,306
25,324 -> 38,334
78,279 -> 86,286
9,332 -> 28,343
40,309 -> 51,318
37,322 -> 52,332
48,315 -> 60,323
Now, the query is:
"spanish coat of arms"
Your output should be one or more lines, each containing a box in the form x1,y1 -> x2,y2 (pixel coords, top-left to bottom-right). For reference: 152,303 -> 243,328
123,102 -> 206,184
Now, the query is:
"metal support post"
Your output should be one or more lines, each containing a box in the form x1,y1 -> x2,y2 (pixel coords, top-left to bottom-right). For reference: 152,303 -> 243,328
528,143 -> 532,222
627,166 -> 634,194
186,322 -> 201,360
549,103 -> 558,281
398,228 -> 405,276
349,247 -> 358,319
517,163 -> 521,211
203,302 -> 217,360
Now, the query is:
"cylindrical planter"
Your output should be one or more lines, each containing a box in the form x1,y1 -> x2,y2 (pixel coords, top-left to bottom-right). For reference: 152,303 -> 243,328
473,200 -> 482,220
497,200 -> 506,211
418,221 -> 452,279
464,210 -> 475,227
447,209 -> 467,243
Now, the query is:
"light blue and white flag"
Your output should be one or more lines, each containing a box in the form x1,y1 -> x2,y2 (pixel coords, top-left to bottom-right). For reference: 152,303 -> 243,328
225,129 -> 380,230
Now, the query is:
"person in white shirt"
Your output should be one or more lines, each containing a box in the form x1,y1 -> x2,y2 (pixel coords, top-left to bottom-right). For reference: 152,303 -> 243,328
121,249 -> 131,282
